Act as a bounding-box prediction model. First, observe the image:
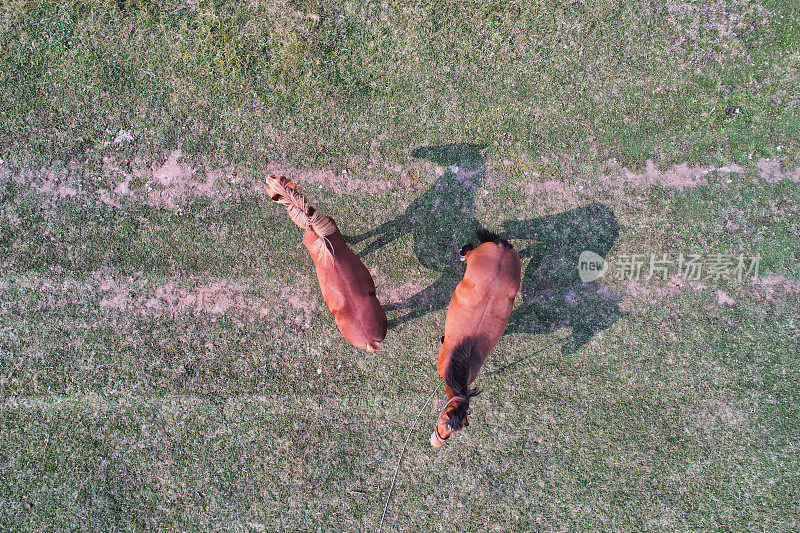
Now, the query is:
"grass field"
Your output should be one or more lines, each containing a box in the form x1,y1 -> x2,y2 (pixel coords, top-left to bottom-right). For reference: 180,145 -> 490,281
1,0 -> 799,530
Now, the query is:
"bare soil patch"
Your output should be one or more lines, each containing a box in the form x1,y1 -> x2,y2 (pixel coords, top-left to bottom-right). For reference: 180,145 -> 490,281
756,158 -> 800,184
751,274 -> 800,302
598,159 -> 725,188
1,151 -> 401,210
689,399 -> 748,432
621,275 -> 707,308
11,166 -> 79,198
620,272 -> 800,309
5,153 -> 799,213
91,271 -> 327,331
519,180 -> 580,210
715,290 -> 736,306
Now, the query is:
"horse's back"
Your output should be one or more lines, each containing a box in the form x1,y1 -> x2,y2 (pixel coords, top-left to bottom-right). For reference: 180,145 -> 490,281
468,241 -> 521,290
452,241 -> 521,318
304,227 -> 387,349
443,241 -> 521,370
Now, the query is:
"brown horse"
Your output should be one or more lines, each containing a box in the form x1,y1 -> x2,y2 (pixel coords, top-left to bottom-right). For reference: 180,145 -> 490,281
266,176 -> 387,351
431,231 -> 521,447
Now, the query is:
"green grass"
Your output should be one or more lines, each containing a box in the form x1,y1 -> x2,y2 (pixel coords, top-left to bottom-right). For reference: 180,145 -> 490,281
2,0 -> 799,170
2,0 -> 800,531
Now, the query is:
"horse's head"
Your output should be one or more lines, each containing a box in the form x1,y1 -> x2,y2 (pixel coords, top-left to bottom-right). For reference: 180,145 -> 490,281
431,337 -> 480,447
430,395 -> 471,447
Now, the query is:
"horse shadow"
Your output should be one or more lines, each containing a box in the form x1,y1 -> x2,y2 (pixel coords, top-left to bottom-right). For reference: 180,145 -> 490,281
346,143 -> 486,327
502,203 -> 623,354
346,143 -> 624,354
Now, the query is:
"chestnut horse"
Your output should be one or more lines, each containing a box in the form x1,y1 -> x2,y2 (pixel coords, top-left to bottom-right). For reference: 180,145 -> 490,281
266,176 -> 387,351
431,231 -> 521,447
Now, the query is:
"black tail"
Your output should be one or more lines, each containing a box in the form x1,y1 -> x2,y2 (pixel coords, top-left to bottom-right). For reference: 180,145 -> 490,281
444,338 -> 482,431
476,229 -> 513,249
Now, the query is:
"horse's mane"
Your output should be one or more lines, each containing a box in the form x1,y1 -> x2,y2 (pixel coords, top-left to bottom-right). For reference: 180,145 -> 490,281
476,229 -> 513,249
444,338 -> 482,431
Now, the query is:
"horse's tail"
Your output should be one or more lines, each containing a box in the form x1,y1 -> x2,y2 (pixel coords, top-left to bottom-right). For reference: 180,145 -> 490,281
266,175 -> 336,265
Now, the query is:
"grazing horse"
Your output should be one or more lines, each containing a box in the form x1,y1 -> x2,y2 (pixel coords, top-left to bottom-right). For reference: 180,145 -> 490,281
431,231 -> 521,447
266,176 -> 387,351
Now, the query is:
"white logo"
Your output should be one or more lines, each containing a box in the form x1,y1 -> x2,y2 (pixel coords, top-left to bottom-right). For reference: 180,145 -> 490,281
578,251 -> 607,282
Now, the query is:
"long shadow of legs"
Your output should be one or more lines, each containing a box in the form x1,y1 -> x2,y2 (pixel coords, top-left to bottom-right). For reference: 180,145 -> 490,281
382,272 -> 462,328
501,203 -> 625,355
345,143 -> 487,328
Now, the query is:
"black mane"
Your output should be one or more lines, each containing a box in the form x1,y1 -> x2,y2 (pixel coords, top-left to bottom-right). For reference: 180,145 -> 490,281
444,338 -> 482,431
476,229 -> 513,249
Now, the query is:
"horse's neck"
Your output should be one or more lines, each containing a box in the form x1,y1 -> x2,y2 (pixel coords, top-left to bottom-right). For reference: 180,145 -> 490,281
444,382 -> 458,400
443,343 -> 485,386
468,354 -> 486,384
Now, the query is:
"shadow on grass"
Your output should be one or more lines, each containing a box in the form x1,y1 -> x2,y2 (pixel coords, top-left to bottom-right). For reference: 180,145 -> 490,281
346,143 -> 486,327
346,143 -> 624,355
503,202 -> 623,355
